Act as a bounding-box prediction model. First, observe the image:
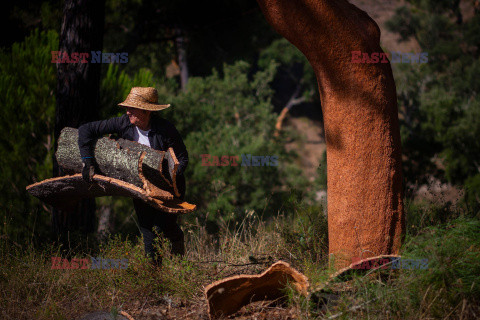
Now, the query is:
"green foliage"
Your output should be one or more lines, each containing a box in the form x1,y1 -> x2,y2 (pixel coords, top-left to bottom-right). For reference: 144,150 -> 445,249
312,216 -> 480,319
404,198 -> 462,236
258,38 -> 319,108
463,174 -> 480,216
103,0 -> 278,78
275,201 -> 329,273
0,29 -> 58,243
258,37 -> 315,86
387,2 -> 480,207
385,6 -> 420,41
100,60 -> 306,226
158,60 -> 303,218
405,218 -> 480,298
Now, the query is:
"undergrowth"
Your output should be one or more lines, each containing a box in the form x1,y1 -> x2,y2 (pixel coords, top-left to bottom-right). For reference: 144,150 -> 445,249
1,201 -> 479,319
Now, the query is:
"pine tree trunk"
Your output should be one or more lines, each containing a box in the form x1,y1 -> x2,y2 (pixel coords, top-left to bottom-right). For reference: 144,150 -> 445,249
53,0 -> 105,236
175,26 -> 189,91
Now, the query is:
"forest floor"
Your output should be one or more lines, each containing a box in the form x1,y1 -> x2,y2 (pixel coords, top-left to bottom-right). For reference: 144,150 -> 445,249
2,204 -> 479,320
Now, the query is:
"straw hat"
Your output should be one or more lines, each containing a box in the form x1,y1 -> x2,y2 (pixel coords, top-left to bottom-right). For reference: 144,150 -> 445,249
118,87 -> 170,111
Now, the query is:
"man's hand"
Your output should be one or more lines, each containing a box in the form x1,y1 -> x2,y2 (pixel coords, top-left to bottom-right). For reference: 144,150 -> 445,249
82,158 -> 95,183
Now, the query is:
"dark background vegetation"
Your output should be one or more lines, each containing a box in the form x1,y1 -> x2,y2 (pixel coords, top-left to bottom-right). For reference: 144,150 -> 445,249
1,0 -> 478,244
0,0 -> 479,318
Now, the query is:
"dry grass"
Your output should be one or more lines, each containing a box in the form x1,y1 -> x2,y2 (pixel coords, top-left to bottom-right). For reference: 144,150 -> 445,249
0,208 -> 328,319
1,204 -> 479,319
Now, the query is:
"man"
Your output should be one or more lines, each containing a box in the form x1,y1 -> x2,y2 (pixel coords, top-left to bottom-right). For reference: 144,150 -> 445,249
78,87 -> 188,265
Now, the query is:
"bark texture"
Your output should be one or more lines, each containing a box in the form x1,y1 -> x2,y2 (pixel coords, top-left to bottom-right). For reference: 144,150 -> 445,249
256,0 -> 405,268
56,127 -> 179,199
28,127 -> 196,214
175,26 -> 189,91
53,0 -> 105,234
205,261 -> 308,319
26,174 -> 195,214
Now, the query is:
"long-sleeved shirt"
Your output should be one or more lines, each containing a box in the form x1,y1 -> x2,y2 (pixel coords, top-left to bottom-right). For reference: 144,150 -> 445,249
77,114 -> 188,198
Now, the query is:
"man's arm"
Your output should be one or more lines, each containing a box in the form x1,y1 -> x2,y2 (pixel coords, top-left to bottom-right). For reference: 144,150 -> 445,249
77,115 -> 129,182
78,115 -> 129,159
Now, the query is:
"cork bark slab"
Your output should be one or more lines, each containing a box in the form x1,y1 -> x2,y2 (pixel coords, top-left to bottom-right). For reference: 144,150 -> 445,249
329,254 -> 402,282
204,261 -> 309,319
310,254 -> 402,296
26,174 -> 195,214
56,127 -> 180,197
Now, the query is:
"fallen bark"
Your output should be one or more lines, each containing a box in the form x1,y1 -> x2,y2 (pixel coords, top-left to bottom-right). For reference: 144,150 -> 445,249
204,256 -> 406,319
205,261 -> 309,319
310,254 -> 402,295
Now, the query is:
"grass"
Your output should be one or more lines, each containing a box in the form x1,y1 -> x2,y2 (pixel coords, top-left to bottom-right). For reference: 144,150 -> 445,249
305,203 -> 480,320
1,201 -> 479,319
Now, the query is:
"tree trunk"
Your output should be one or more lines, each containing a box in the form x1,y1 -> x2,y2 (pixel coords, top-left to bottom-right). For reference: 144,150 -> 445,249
53,0 -> 105,236
175,26 -> 189,91
257,0 -> 405,269
56,127 -> 180,199
97,204 -> 112,239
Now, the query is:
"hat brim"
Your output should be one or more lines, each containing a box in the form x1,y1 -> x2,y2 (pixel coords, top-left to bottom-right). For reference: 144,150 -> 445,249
118,101 -> 171,111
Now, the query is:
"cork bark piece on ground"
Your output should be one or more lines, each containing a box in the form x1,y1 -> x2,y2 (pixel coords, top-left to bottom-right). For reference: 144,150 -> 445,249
310,254 -> 403,296
330,254 -> 402,282
204,261 -> 309,319
26,174 -> 195,214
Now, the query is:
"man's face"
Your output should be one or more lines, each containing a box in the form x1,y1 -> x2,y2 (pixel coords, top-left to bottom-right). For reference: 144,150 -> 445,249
126,107 -> 151,129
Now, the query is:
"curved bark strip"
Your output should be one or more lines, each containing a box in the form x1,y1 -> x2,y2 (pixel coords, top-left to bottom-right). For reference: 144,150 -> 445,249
26,174 -> 195,214
205,261 -> 309,319
257,0 -> 405,268
166,147 -> 180,198
329,254 -> 402,282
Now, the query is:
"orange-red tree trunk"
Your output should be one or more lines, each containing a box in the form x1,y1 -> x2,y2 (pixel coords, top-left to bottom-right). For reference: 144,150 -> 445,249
257,0 -> 405,268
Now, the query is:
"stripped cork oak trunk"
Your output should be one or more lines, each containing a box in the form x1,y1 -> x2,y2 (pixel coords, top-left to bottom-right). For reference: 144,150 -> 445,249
257,0 -> 405,268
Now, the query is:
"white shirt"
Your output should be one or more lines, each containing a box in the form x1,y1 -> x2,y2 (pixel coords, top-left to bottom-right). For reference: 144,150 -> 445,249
134,126 -> 151,147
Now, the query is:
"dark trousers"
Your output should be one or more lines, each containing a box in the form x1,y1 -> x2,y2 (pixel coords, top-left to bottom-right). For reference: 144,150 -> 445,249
133,199 -> 184,263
